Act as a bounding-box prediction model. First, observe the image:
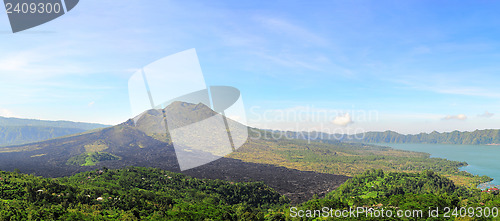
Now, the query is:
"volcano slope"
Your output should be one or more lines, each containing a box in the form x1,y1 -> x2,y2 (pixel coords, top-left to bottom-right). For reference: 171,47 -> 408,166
0,102 -> 350,204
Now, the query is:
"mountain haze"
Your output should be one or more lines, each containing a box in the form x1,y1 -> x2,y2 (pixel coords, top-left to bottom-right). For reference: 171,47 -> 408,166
264,129 -> 500,145
0,116 -> 110,146
348,129 -> 500,145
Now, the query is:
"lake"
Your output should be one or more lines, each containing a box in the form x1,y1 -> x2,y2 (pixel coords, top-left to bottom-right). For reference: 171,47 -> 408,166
377,143 -> 500,187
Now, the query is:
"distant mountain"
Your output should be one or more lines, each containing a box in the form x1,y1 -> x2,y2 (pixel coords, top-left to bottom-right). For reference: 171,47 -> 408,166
0,116 -> 110,146
260,128 -> 500,145
346,129 -> 500,145
0,101 -> 234,176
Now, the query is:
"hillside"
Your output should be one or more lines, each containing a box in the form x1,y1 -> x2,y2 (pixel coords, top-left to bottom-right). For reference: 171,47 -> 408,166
0,116 -> 109,130
0,116 -> 109,146
1,167 -> 500,220
0,102 -> 349,204
288,169 -> 500,220
347,129 -> 500,145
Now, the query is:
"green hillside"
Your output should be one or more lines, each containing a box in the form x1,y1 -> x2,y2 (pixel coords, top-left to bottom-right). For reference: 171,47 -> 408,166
287,169 -> 500,220
0,116 -> 109,130
0,116 -> 109,147
0,167 -> 286,220
347,129 -> 500,145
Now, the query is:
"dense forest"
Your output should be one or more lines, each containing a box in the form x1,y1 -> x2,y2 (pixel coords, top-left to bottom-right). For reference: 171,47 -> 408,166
286,169 -> 500,220
0,167 -> 287,220
347,129 -> 500,145
1,167 -> 499,220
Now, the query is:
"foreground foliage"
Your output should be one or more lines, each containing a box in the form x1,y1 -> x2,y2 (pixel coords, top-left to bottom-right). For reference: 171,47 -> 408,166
1,167 -> 499,220
0,167 -> 287,220
285,170 -> 500,220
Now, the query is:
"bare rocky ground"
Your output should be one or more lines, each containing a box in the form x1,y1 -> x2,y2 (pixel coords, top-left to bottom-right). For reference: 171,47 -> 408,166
184,157 -> 351,204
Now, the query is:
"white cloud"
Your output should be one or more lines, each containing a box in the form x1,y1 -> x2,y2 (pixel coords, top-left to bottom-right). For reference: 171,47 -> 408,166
391,74 -> 500,99
478,111 -> 494,118
253,52 -> 322,71
0,48 -> 89,81
0,108 -> 18,118
254,16 -> 328,45
442,114 -> 467,121
436,88 -> 500,98
0,52 -> 32,72
331,113 -> 353,126
88,101 -> 95,107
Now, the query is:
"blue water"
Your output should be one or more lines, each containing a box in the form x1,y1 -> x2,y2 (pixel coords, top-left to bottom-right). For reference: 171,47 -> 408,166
378,143 -> 500,186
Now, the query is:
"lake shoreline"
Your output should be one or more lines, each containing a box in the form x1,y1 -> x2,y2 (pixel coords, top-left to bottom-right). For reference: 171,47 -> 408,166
460,165 -> 496,189
374,143 -> 499,189
478,181 -> 500,190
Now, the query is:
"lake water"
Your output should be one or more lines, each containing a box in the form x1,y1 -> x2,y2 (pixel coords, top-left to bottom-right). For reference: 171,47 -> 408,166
378,143 -> 500,187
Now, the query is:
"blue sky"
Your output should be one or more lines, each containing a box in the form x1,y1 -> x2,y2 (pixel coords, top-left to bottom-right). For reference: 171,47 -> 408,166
0,0 -> 499,134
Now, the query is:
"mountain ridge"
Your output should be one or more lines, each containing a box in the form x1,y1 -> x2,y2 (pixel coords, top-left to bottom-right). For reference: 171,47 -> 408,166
348,129 -> 500,145
0,116 -> 110,129
0,116 -> 110,147
262,128 -> 500,145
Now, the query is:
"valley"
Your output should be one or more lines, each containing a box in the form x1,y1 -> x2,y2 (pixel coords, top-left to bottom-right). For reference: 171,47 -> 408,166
0,103 -> 498,220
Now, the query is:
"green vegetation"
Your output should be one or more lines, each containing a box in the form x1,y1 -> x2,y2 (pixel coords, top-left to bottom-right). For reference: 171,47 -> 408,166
230,130 -> 492,186
0,167 -> 286,220
1,167 -> 499,220
66,152 -> 120,166
350,129 -> 500,145
284,169 -> 500,220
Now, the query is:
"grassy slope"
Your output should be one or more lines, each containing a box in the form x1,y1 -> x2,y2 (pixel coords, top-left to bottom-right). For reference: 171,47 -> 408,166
228,132 -> 491,187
